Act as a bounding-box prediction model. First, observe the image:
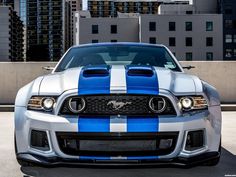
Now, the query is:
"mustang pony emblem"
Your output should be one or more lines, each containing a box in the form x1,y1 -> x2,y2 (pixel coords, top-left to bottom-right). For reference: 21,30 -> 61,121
107,100 -> 132,110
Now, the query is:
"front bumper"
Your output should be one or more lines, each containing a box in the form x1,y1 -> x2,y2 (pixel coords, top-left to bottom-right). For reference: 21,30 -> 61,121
16,151 -> 220,167
15,105 -> 221,166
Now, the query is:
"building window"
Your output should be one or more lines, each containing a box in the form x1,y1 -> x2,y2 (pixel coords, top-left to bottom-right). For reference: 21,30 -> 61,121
92,39 -> 98,43
206,37 -> 213,46
225,8 -> 232,14
206,21 -> 213,31
185,37 -> 192,46
234,49 -> 236,57
111,25 -> 117,34
169,22 -> 175,31
185,22 -> 192,31
149,37 -> 156,44
206,52 -> 213,61
186,52 -> 192,61
92,25 -> 98,34
149,22 -> 156,31
186,11 -> 193,14
225,34 -> 232,43
233,20 -> 236,29
225,49 -> 232,58
234,35 -> 236,43
111,39 -> 117,42
169,37 -> 176,46
225,20 -> 233,29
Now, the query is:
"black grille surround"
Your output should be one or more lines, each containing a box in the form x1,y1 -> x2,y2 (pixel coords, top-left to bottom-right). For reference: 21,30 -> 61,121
56,132 -> 179,157
59,94 -> 176,116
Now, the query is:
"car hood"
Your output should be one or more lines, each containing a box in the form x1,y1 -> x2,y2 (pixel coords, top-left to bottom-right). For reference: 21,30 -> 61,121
37,65 -> 203,96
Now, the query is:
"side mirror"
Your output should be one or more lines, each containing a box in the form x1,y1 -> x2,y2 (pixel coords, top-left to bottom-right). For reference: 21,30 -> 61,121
182,65 -> 195,70
42,66 -> 54,71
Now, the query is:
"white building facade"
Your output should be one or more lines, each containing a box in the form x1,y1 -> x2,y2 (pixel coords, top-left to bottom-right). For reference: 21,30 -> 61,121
74,11 -> 223,61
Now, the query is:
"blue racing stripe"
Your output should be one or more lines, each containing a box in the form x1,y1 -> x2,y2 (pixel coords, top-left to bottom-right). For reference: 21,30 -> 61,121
77,65 -> 111,132
127,117 -> 159,132
78,117 -> 110,132
125,65 -> 159,95
127,156 -> 159,160
78,65 -> 111,95
126,65 -> 159,133
79,156 -> 158,160
79,156 -> 110,160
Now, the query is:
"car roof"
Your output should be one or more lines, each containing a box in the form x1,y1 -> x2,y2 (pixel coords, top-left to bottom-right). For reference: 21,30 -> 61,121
71,42 -> 165,49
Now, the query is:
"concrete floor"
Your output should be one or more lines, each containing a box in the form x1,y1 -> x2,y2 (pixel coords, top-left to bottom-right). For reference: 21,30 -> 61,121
0,112 -> 235,177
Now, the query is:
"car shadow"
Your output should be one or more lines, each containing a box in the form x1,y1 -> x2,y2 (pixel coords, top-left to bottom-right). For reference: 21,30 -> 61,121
21,147 -> 236,177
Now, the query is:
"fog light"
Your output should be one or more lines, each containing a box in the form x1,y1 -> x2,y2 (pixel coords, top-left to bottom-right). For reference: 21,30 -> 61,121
159,139 -> 173,149
185,130 -> 204,151
31,130 -> 49,151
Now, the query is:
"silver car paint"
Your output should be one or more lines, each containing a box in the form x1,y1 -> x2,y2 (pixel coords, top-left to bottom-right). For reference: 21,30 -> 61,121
14,43 -> 221,162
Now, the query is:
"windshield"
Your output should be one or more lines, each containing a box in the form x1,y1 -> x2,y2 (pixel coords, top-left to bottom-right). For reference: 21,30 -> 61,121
55,44 -> 181,72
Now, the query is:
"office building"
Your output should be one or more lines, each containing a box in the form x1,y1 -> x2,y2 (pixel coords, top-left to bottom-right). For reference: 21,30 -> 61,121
87,0 -> 159,17
85,0 -> 190,17
140,14 -> 223,61
25,0 -> 65,61
65,0 -> 82,47
0,6 -> 24,61
75,6 -> 223,61
75,12 -> 139,44
219,0 -> 236,60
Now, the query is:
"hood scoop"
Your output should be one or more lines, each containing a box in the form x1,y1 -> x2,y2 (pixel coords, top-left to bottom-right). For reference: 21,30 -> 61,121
127,66 -> 154,77
83,65 -> 110,77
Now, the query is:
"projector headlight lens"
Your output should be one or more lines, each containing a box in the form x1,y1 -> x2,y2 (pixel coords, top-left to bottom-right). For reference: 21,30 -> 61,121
180,97 -> 193,109
178,96 -> 208,111
42,98 -> 55,111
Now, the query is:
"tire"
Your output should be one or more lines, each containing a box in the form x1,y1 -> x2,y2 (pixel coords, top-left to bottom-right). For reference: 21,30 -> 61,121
204,140 -> 221,166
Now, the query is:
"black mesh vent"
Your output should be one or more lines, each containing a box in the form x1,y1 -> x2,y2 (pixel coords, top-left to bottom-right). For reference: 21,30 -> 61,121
59,94 -> 176,116
56,132 -> 179,156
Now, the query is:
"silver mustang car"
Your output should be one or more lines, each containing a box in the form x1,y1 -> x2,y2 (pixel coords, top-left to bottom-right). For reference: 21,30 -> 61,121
15,43 -> 221,167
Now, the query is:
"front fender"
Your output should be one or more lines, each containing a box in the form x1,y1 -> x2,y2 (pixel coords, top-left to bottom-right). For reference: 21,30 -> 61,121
202,81 -> 221,106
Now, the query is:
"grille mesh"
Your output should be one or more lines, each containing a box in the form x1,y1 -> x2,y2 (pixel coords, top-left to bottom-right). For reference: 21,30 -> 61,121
59,94 -> 176,116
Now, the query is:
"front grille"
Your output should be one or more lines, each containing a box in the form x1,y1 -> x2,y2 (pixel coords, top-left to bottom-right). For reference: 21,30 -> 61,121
59,94 -> 176,116
56,132 -> 179,157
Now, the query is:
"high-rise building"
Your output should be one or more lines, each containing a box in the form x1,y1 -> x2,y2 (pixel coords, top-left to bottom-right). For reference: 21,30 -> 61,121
25,0 -> 66,61
219,0 -> 236,60
0,5 -> 24,61
65,0 -> 82,48
84,0 -> 190,17
87,0 -> 159,17
0,0 -> 14,8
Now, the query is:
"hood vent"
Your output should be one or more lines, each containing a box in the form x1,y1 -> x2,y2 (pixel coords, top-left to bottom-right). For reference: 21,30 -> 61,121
83,68 -> 109,77
127,67 -> 154,77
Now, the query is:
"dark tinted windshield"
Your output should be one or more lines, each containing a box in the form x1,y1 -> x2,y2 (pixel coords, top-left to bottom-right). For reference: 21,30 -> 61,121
55,44 -> 181,72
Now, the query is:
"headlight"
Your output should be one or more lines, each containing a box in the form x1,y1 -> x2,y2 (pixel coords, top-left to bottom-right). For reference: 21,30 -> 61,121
68,97 -> 86,113
178,96 -> 208,111
28,96 -> 56,112
149,97 -> 166,113
180,97 -> 193,109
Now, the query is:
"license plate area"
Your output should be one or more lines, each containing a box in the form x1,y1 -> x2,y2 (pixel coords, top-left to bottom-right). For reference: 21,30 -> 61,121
80,140 -> 157,152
